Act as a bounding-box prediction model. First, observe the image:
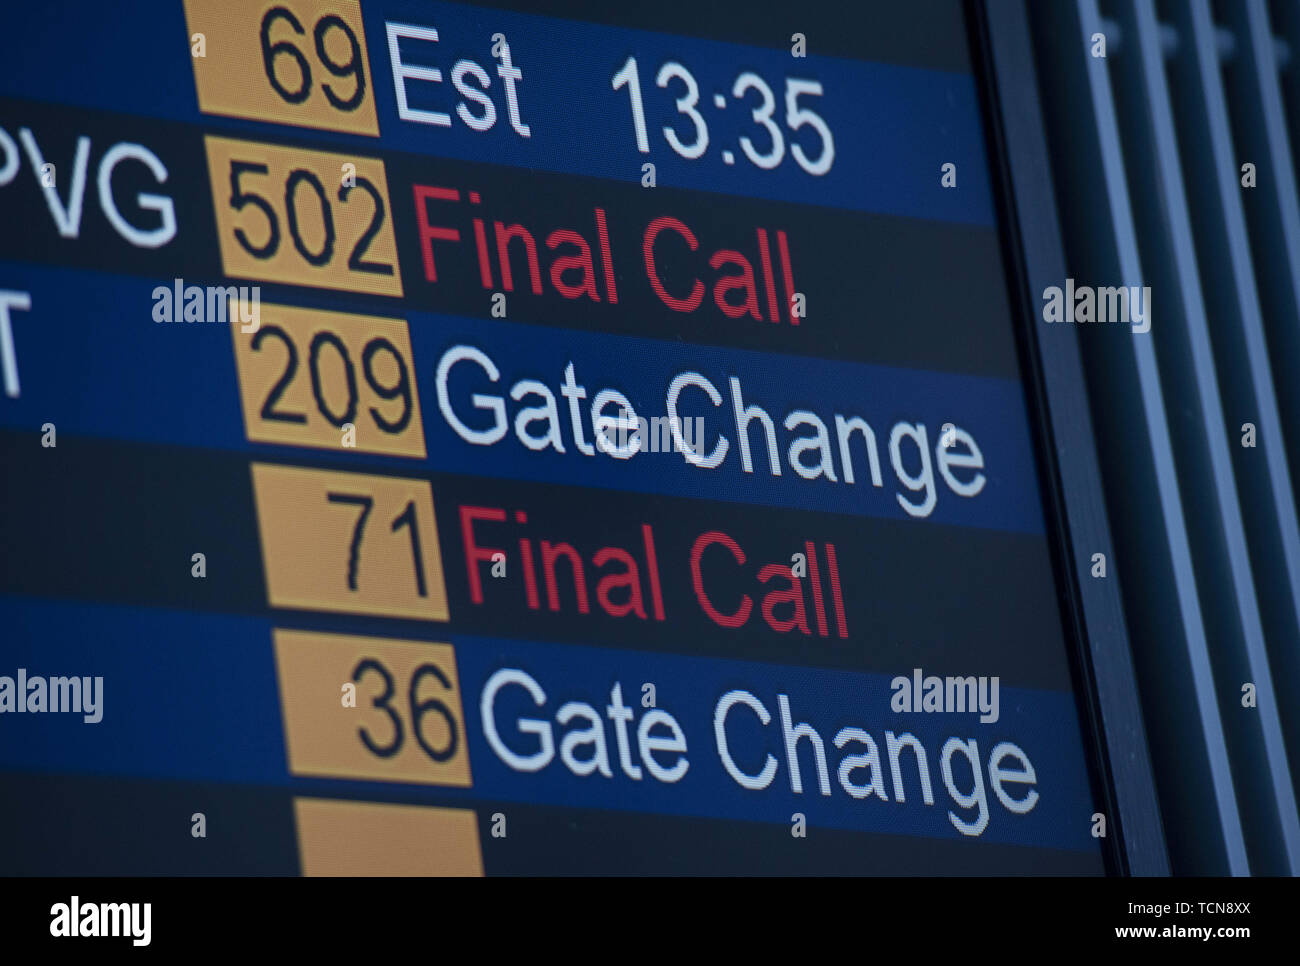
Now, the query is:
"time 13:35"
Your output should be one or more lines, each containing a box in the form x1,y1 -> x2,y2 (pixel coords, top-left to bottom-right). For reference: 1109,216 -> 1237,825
611,57 -> 835,176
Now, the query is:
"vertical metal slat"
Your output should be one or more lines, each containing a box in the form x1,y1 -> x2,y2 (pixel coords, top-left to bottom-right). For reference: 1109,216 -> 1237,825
1217,0 -> 1300,807
1037,0 -> 1250,873
1163,0 -> 1300,870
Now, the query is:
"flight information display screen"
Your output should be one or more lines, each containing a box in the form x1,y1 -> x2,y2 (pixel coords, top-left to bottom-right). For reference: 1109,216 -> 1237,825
0,0 -> 1106,874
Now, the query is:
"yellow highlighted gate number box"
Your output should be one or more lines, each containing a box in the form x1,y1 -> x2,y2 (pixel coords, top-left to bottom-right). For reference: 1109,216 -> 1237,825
184,0 -> 381,136
232,303 -> 426,457
295,798 -> 483,876
205,136 -> 402,297
251,463 -> 448,620
275,629 -> 470,787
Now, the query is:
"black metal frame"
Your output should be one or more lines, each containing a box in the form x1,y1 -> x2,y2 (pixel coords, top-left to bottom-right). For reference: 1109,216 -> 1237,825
969,0 -> 1169,875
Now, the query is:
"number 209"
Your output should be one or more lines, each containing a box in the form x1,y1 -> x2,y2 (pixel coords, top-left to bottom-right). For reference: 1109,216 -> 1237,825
231,303 -> 426,458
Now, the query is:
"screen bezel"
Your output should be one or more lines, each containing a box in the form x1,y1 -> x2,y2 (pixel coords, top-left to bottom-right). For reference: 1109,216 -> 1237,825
969,0 -> 1168,875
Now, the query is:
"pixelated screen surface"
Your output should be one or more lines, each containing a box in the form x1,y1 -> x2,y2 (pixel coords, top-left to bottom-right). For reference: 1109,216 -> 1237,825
0,0 -> 1107,874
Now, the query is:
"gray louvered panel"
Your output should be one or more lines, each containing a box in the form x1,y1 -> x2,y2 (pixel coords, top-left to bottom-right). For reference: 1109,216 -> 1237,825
1269,0 -> 1300,186
1034,0 -> 1249,873
986,1 -> 1170,875
1106,0 -> 1299,874
1220,0 -> 1300,465
1160,0 -> 1300,869
1217,0 -> 1300,810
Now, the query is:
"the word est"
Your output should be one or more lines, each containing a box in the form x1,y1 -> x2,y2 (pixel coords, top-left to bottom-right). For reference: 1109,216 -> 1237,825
387,24 -> 531,136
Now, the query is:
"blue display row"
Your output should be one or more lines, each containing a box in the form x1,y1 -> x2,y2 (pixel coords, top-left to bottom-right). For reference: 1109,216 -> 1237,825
0,595 -> 1101,854
0,260 -> 1045,533
0,0 -> 994,225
